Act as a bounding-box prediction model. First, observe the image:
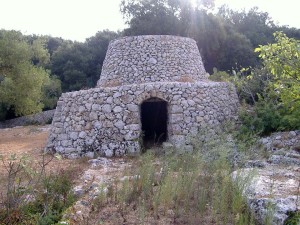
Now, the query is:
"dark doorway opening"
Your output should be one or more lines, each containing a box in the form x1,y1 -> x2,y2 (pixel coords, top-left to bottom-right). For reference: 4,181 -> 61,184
141,98 -> 168,148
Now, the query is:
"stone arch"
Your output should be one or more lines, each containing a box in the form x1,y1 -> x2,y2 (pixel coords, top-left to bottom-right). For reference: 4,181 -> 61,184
140,97 -> 168,148
136,89 -> 168,105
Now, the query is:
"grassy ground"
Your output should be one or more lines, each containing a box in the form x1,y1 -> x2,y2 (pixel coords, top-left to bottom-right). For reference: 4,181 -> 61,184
84,144 -> 256,225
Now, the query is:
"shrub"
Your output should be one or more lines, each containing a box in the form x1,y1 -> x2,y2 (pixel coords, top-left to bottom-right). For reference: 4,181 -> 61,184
0,154 -> 77,225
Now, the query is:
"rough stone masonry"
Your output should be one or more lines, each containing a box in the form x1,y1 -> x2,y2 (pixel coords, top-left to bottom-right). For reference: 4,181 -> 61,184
46,35 -> 239,158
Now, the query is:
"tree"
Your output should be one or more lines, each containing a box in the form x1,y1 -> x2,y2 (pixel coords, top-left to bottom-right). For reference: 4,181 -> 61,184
50,30 -> 119,92
42,75 -> 62,110
218,6 -> 275,47
120,0 -> 193,36
85,30 -> 120,85
239,32 -> 300,135
255,32 -> 300,127
50,41 -> 92,91
188,10 -> 257,72
0,30 -> 51,118
119,0 -> 257,72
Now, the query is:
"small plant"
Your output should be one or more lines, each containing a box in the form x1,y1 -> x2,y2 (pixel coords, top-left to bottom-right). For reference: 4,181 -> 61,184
0,153 -> 78,225
284,211 -> 300,225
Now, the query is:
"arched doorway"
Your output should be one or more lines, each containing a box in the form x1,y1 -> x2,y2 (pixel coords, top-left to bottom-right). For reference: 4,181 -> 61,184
141,97 -> 168,148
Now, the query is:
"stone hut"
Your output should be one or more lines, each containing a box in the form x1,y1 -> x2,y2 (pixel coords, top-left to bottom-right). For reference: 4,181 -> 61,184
46,35 -> 239,158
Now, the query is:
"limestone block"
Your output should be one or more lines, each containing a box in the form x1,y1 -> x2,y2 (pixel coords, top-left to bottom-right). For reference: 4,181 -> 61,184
89,112 -> 98,121
85,137 -> 94,146
85,103 -> 92,111
171,124 -> 182,135
78,106 -> 85,113
93,121 -> 102,129
171,105 -> 183,113
57,134 -> 68,141
79,131 -> 87,139
61,140 -> 72,147
113,106 -> 122,113
70,132 -> 78,140
64,147 -> 76,154
127,104 -> 139,112
114,120 -> 125,129
170,114 -> 183,123
125,130 -> 139,141
102,121 -> 113,128
55,122 -> 64,128
170,135 -> 185,147
124,124 -> 140,131
102,104 -> 112,113
113,92 -> 122,98
126,141 -> 140,155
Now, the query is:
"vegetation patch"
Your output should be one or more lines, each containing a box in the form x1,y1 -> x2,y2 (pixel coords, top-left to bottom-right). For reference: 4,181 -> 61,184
0,154 -> 83,225
84,137 -> 256,225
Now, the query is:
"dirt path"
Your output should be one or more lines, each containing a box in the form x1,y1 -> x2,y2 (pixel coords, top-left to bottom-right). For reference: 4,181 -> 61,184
0,125 -> 49,157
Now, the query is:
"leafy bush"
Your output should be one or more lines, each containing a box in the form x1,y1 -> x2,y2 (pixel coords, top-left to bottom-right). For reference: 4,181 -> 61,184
239,97 -> 300,136
239,100 -> 281,136
221,32 -> 300,136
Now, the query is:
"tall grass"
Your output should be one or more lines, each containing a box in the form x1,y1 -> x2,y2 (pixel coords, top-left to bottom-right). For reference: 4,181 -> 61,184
92,136 -> 256,224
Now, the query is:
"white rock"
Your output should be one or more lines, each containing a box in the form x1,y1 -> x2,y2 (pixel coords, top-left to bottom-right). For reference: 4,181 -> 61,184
113,106 -> 123,113
114,120 -> 125,129
127,104 -> 139,112
102,104 -> 111,113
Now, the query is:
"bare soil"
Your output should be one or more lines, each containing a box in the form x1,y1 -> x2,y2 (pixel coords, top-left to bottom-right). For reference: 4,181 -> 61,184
0,125 -> 88,193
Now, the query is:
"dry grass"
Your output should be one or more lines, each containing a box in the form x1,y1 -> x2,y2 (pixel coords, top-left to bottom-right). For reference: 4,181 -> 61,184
0,125 -> 89,196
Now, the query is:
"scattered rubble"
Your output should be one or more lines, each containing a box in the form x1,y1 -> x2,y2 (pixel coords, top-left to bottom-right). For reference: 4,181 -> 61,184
235,130 -> 300,225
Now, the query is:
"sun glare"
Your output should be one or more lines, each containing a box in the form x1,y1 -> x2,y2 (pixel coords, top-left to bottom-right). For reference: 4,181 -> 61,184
190,0 -> 198,8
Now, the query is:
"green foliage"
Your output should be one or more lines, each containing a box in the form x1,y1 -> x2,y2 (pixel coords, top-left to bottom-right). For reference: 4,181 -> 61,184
42,75 -> 62,110
120,0 -> 261,73
239,100 -> 282,136
50,30 -> 119,92
284,211 -> 300,225
209,67 -> 232,82
218,6 -> 276,47
28,170 -> 76,225
120,0 -> 189,36
0,154 -> 77,225
0,30 -> 50,117
238,32 -> 300,135
225,32 -> 300,136
209,67 -> 269,105
85,30 -> 120,86
255,32 -> 300,113
50,42 -> 91,91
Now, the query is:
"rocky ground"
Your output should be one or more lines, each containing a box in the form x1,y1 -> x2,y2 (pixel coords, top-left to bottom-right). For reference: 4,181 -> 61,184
237,131 -> 300,224
62,157 -> 134,224
0,126 -> 299,224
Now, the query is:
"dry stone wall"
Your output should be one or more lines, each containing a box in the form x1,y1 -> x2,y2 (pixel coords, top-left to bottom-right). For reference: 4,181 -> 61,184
97,35 -> 208,87
0,110 -> 55,129
46,35 -> 239,158
46,82 -> 238,158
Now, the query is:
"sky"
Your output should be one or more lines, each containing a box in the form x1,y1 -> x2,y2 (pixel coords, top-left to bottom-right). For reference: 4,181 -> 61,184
1,0 -> 299,42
